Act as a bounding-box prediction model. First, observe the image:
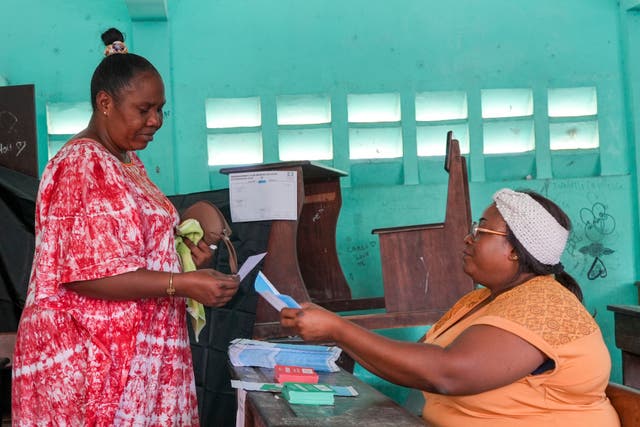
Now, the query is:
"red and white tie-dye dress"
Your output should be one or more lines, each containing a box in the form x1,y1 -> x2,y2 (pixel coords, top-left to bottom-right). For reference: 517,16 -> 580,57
12,139 -> 199,426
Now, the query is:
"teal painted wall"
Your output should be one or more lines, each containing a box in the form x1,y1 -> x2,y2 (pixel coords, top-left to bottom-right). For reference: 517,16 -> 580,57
2,0 -> 639,404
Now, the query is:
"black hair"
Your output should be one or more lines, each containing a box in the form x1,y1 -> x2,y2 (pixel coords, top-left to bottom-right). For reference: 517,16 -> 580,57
89,27 -> 160,110
505,190 -> 584,302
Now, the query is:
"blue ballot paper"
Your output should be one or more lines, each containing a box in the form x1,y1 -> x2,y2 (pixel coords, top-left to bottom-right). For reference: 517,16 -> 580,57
254,271 -> 301,311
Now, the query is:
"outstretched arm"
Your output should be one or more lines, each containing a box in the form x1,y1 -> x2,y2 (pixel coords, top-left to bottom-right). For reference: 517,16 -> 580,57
281,303 -> 545,395
65,268 -> 239,307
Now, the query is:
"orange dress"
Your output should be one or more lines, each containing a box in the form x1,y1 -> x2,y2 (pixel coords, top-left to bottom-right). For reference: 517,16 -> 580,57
422,276 -> 620,427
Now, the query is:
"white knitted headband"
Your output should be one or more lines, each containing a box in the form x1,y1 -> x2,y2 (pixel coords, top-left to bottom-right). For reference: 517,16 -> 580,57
493,189 -> 568,266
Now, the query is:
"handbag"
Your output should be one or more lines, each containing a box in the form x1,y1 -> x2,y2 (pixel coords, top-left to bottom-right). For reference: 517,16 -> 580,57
181,200 -> 238,273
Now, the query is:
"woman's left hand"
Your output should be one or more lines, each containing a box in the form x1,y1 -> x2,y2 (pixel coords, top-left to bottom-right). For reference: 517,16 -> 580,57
280,303 -> 343,342
182,237 -> 215,269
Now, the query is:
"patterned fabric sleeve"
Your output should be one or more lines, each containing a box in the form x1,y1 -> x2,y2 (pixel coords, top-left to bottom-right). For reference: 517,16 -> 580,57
32,142 -> 147,300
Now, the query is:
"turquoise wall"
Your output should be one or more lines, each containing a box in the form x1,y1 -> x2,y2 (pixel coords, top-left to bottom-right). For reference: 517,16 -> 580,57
2,0 -> 639,404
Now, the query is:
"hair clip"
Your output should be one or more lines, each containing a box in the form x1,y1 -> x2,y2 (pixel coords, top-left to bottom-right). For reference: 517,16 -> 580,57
104,41 -> 128,56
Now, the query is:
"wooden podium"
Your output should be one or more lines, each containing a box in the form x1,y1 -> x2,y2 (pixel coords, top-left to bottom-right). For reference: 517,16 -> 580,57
220,161 -> 354,338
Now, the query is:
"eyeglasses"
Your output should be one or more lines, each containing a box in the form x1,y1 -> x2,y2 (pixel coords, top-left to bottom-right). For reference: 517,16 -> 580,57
469,221 -> 508,241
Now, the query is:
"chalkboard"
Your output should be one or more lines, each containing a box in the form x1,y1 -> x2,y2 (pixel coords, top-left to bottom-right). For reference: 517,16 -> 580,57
0,85 -> 38,178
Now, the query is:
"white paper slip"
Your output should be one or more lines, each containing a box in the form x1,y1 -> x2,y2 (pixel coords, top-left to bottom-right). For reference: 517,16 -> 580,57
254,271 -> 301,311
238,252 -> 267,281
230,380 -> 359,397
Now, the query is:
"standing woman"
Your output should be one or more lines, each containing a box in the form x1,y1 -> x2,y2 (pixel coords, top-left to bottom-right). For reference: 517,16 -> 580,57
12,28 -> 239,425
281,188 -> 620,426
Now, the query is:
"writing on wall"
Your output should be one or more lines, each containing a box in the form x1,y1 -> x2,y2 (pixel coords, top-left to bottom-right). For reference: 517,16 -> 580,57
0,84 -> 38,177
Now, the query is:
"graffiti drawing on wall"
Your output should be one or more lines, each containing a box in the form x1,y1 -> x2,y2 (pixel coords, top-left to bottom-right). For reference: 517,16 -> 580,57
578,202 -> 615,280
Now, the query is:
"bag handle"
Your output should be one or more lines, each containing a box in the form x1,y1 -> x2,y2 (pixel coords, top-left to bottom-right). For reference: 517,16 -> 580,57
219,232 -> 238,274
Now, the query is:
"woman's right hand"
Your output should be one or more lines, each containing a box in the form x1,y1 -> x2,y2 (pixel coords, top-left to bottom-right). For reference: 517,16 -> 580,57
179,269 -> 240,307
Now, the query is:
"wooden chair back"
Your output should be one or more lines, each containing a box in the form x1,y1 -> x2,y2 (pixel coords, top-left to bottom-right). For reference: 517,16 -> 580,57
372,131 -> 474,314
606,382 -> 640,427
327,131 -> 475,332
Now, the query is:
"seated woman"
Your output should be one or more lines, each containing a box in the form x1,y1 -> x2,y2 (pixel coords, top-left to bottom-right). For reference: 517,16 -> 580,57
281,188 -> 620,427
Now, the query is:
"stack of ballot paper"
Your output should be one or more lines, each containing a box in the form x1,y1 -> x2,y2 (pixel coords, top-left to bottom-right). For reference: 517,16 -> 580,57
282,383 -> 335,405
228,338 -> 342,372
274,365 -> 319,384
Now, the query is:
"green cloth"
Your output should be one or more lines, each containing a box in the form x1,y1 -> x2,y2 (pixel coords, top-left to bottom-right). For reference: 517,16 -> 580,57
175,218 -> 206,342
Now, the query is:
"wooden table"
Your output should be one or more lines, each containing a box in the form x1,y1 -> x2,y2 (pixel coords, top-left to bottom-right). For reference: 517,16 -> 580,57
607,305 -> 640,388
230,365 -> 426,426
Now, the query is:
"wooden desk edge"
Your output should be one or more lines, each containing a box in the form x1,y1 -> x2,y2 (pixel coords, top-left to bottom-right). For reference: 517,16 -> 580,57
220,161 -> 348,178
252,309 -> 445,340
607,305 -> 640,316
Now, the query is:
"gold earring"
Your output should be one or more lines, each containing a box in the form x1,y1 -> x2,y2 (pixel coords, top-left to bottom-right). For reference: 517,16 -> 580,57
103,111 -> 108,116
509,255 -> 519,261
